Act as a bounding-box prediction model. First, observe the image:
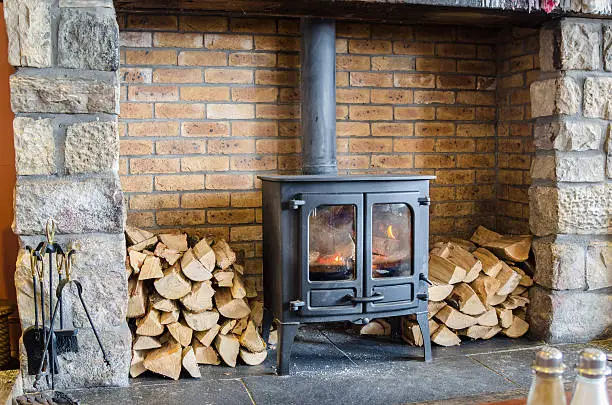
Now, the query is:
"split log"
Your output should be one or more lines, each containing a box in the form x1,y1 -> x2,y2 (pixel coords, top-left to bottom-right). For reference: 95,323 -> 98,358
232,317 -> 248,335
167,321 -> 193,347
434,305 -> 478,330
136,308 -> 164,337
512,285 -> 527,296
130,236 -> 158,253
514,307 -> 527,320
193,340 -> 220,365
469,274 -> 500,306
193,238 -> 216,273
245,278 -> 258,299
127,278 -> 147,318
220,319 -> 237,335
181,249 -> 213,282
500,295 -> 530,310
446,283 -> 486,316
502,316 -> 529,338
215,334 -> 240,367
181,347 -> 201,378
495,307 -> 513,329
194,324 -> 220,347
512,267 -> 533,287
401,319 -> 423,346
180,281 -> 215,313
231,272 -> 247,299
130,349 -> 146,378
126,226 -> 156,246
215,288 -> 251,319
488,293 -> 508,306
183,309 -> 219,332
428,277 -> 454,302
429,255 -> 466,284
233,263 -> 244,275
448,238 -> 477,252
160,308 -> 180,325
249,301 -> 264,327
484,235 -> 532,262
129,250 -> 148,274
143,341 -> 182,380
159,233 -> 188,252
213,239 -> 237,270
482,325 -> 502,339
139,255 -> 163,281
470,226 -> 502,246
473,248 -> 503,277
439,243 -> 482,283
431,325 -> 461,346
240,349 -> 267,366
239,320 -> 266,353
154,242 -> 181,266
458,325 -> 498,340
360,319 -> 391,336
149,291 -> 179,313
154,263 -> 191,300
495,262 -> 521,296
428,301 -> 447,320
476,306 -> 498,327
214,271 -> 234,287
133,335 -> 161,351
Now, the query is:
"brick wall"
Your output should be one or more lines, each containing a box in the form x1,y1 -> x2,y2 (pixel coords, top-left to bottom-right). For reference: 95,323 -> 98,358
117,14 -> 507,285
496,28 -> 539,235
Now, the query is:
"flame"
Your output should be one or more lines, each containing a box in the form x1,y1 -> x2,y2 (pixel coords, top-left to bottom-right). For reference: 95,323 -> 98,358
386,225 -> 396,239
334,255 -> 342,263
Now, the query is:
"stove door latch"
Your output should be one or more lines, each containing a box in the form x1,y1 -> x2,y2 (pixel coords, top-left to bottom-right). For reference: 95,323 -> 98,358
289,300 -> 305,311
289,199 -> 306,210
418,196 -> 431,206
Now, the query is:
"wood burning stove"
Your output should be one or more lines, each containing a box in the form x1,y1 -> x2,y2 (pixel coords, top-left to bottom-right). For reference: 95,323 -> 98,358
259,175 -> 434,374
258,17 -> 434,374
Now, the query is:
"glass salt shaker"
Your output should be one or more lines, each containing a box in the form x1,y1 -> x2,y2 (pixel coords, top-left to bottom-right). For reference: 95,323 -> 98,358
527,346 -> 568,405
569,348 -> 610,405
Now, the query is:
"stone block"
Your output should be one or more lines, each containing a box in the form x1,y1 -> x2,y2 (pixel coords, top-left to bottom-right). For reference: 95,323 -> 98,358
533,120 -> 603,151
59,0 -> 113,6
3,0 -> 52,67
13,117 -> 56,175
530,77 -> 580,118
10,70 -> 119,114
527,285 -> 612,343
529,184 -> 609,236
58,8 -> 120,71
584,77 -> 612,119
607,126 -> 612,178
580,0 -> 612,13
65,120 -> 119,174
14,176 -> 125,235
531,152 -> 605,182
586,241 -> 612,290
539,26 -> 557,72
532,236 -> 586,290
604,25 -> 612,71
559,20 -> 601,70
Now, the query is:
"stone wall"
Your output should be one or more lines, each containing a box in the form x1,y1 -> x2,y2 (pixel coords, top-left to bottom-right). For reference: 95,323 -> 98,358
4,0 -> 129,390
528,17 -> 612,342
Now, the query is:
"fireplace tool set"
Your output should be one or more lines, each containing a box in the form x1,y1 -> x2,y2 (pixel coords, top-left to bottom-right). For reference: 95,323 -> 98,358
20,220 -> 110,404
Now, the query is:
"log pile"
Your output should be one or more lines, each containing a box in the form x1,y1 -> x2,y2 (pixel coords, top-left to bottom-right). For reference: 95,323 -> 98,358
363,226 -> 534,347
125,226 -> 266,380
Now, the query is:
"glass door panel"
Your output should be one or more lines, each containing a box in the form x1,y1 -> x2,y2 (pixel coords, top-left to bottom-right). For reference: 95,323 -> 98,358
308,204 -> 356,282
371,203 -> 413,279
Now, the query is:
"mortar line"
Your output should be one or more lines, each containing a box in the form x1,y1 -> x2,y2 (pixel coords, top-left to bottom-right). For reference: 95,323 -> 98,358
239,378 -> 257,405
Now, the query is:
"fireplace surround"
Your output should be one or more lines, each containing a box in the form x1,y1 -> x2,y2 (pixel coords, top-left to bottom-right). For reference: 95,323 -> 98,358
3,0 -> 612,391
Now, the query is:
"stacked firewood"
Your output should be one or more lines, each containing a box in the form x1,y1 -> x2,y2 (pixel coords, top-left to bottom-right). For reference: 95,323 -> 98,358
363,226 -> 534,347
125,226 -> 267,380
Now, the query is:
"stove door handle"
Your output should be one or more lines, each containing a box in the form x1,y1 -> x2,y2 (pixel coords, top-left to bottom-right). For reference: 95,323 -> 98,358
347,293 -> 384,303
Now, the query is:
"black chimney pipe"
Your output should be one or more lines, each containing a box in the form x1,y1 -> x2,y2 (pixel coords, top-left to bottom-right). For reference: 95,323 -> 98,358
300,18 -> 337,175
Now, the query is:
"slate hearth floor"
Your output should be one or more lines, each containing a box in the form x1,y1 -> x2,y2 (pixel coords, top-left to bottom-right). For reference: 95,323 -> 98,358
66,324 -> 611,405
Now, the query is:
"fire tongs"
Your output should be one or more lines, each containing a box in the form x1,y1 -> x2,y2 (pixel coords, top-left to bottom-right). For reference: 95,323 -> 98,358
34,248 -> 110,392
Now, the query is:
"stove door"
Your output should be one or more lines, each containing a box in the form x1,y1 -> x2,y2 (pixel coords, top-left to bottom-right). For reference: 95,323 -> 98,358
299,193 -> 364,316
363,192 -> 422,313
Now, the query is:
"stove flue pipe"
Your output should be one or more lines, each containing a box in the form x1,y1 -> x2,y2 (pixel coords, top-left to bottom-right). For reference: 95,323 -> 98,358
300,18 -> 337,175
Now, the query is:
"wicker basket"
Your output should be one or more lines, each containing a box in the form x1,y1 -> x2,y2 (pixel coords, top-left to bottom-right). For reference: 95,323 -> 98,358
0,306 -> 12,369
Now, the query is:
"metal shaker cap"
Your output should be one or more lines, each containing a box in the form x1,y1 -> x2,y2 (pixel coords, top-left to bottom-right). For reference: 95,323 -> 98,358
576,348 -> 611,377
532,346 -> 566,375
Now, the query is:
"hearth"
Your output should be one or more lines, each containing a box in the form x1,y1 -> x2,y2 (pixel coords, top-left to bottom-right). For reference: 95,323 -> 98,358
259,175 -> 434,374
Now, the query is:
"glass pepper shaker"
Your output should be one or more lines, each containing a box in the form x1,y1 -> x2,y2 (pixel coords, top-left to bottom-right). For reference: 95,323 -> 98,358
569,348 -> 610,405
527,346 -> 568,405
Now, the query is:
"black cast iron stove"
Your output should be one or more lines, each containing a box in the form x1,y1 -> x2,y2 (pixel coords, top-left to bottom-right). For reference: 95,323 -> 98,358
258,18 -> 434,375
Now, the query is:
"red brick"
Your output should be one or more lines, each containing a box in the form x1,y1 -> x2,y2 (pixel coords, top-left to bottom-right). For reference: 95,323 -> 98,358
232,121 -> 278,137
181,192 -> 230,208
120,68 -> 152,83
120,102 -> 152,119
128,85 -> 178,101
182,156 -> 230,172
371,56 -> 415,71
371,89 -> 413,104
256,139 -> 300,154
208,139 -> 255,154
153,68 -> 202,83
371,123 -> 413,137
348,40 -> 392,54
337,88 -> 370,104
230,18 -> 276,33
255,70 -> 298,85
204,34 -> 253,50
231,156 -> 277,171
230,226 -> 262,242
125,50 -> 176,65
180,86 -> 230,102
128,122 -> 179,137
205,68 -> 253,84
414,91 -> 455,104
229,52 -> 276,67
336,55 -> 370,71
435,139 -> 476,152
155,103 -> 205,119
156,210 -> 205,226
336,122 -> 370,136
393,41 -> 435,56
414,154 -> 456,168
155,175 -> 205,191
231,191 -> 262,207
130,194 -> 180,210
130,157 -> 180,174
179,16 -> 228,32
349,106 -> 393,121
436,44 -> 476,58
254,36 -> 299,51
436,75 -> 476,89
350,72 -> 393,87
178,51 -> 227,66
256,104 -> 299,119
208,209 -> 255,224
121,176 -> 153,193
155,140 -> 206,155
153,33 -> 203,48
349,138 -> 392,153
436,107 -> 475,120
206,174 -> 253,190
120,139 -> 153,155
370,155 -> 413,169
127,15 -> 177,30
182,122 -> 229,137
232,87 -> 278,102
416,58 -> 456,72
394,138 -> 435,152
457,124 -> 495,137
394,73 -> 435,88
394,106 -> 435,120
415,122 -> 455,137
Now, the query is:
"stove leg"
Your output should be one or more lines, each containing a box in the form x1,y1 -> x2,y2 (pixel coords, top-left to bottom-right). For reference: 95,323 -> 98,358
261,307 -> 274,345
277,322 -> 299,376
416,312 -> 432,362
